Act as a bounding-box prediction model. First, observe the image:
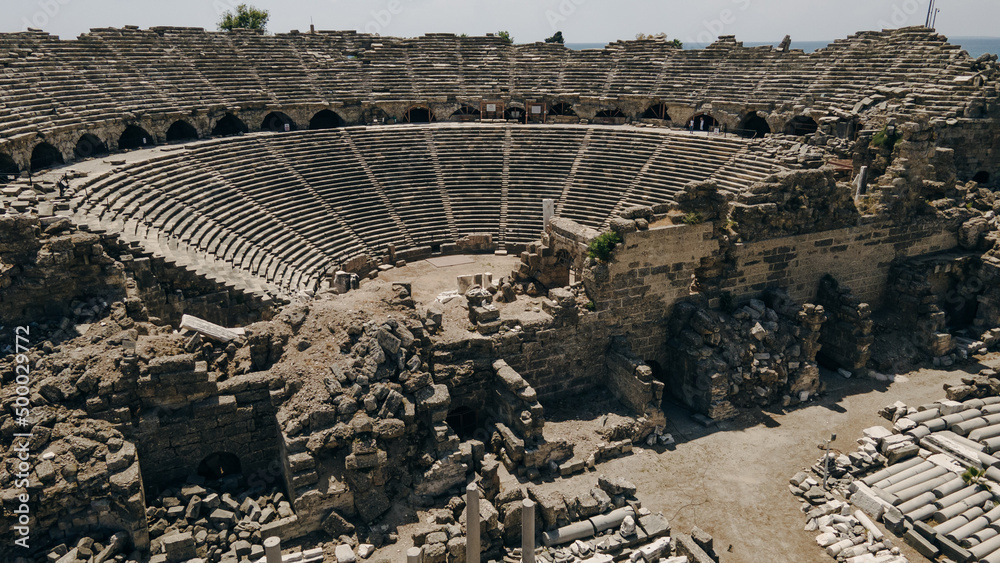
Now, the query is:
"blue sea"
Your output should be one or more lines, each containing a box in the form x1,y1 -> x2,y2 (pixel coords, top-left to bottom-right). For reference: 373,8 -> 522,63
566,36 -> 1000,58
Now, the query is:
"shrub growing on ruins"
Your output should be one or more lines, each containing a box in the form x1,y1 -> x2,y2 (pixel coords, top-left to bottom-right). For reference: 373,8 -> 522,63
545,31 -> 565,44
218,4 -> 270,32
963,466 -> 985,485
681,212 -> 703,225
871,126 -> 900,151
497,31 -> 513,44
588,231 -> 622,262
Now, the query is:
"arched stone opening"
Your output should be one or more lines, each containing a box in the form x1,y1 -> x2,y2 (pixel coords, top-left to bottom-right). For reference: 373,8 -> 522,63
309,109 -> 346,129
166,120 -> 199,143
74,133 -> 108,160
211,114 -> 248,137
30,142 -> 64,172
261,112 -> 296,132
973,171 -> 990,184
548,103 -> 576,116
784,116 -> 819,136
119,125 -> 154,150
641,103 -> 672,121
691,114 -> 719,131
594,107 -> 626,125
404,106 -> 434,123
738,112 -> 771,138
450,105 -> 480,122
197,452 -> 243,481
0,153 -> 19,184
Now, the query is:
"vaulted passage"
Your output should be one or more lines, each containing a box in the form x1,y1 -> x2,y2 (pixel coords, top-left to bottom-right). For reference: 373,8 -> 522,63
405,106 -> 434,123
739,112 -> 771,138
692,114 -> 719,131
309,109 -> 345,129
119,126 -> 154,150
211,114 -> 248,137
446,406 -> 480,440
642,103 -> 672,121
451,105 -> 480,121
548,103 -> 576,116
197,452 -> 243,481
166,120 -> 199,142
30,143 -> 64,172
0,153 -> 18,183
262,112 -> 296,132
74,134 -> 108,159
785,116 -> 818,136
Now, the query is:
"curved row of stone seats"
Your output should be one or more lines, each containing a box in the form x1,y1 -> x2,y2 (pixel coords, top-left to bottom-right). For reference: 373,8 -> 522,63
505,128 -> 588,242
429,126 -> 506,239
347,128 -> 453,246
0,27 -> 994,143
70,125 -> 782,296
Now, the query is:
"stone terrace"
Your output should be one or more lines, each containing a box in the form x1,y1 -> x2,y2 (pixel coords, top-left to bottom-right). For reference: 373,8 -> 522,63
60,124 -> 780,298
0,26 -> 993,151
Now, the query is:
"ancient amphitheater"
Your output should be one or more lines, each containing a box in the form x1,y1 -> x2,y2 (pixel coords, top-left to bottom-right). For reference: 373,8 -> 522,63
3,24 -> 1000,563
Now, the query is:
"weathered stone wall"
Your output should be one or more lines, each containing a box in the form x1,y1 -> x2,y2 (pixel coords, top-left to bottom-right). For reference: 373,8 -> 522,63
0,215 -> 126,325
131,360 -> 282,491
720,218 -> 959,307
0,215 -> 276,329
582,221 -> 719,367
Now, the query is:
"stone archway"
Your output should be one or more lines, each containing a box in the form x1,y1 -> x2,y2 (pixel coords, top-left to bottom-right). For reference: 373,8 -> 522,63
211,114 -> 248,137
404,106 -> 434,123
166,120 -> 199,143
119,125 -> 154,150
641,103 -> 672,121
309,109 -> 346,129
262,112 -> 296,132
784,116 -> 818,136
74,133 -> 108,160
548,103 -> 576,116
738,112 -> 771,138
30,142 -> 64,171
450,105 -> 480,122
691,114 -> 719,131
0,152 -> 19,183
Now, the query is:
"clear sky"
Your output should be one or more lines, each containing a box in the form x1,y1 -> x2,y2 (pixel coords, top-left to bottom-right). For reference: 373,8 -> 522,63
5,0 -> 999,45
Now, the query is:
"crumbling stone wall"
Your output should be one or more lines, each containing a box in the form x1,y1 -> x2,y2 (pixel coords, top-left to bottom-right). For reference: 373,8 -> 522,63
730,169 -> 860,241
814,275 -> 874,374
664,290 -> 825,419
0,215 -> 126,325
720,218 -> 959,307
0,406 -> 149,558
0,215 -> 275,329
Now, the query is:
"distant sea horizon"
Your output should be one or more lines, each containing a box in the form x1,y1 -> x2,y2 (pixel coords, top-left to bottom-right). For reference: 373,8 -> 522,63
565,36 -> 1000,58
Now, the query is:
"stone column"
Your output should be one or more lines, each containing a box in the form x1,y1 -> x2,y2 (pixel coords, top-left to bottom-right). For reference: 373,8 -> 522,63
542,199 -> 554,229
467,482 -> 480,563
407,546 -> 422,563
522,499 -> 535,563
263,536 -> 281,563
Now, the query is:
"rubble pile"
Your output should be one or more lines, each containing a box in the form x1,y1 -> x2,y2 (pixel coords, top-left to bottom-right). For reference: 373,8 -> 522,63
665,289 -> 826,419
145,480 -> 292,563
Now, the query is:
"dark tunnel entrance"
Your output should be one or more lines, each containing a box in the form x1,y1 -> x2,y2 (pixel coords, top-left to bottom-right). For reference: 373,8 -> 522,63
446,406 -> 480,440
197,452 -> 243,481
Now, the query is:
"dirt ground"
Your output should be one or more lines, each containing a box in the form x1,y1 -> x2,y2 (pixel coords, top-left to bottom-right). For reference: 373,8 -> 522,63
349,256 -> 1000,562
